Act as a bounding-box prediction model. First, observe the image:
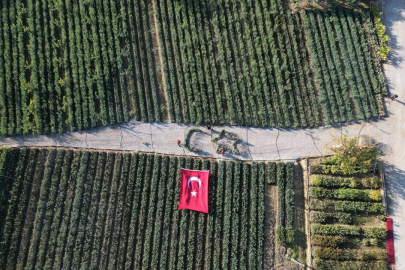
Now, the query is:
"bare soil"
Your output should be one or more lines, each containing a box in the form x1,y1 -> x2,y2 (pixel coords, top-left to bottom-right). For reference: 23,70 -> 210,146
150,0 -> 170,121
264,184 -> 277,269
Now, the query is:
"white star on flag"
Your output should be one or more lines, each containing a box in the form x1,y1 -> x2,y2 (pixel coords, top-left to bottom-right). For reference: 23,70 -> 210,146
191,191 -> 197,197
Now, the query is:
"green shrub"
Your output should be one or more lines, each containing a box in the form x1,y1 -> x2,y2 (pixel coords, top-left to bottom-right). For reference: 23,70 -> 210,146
184,128 -> 202,153
369,190 -> 382,201
276,226 -> 286,245
311,235 -> 348,247
312,224 -> 361,236
310,199 -> 384,213
334,188 -> 370,201
310,187 -> 382,202
211,130 -> 240,154
314,247 -> 356,260
371,5 -> 390,61
285,163 -> 294,245
310,175 -> 359,188
311,212 -> 352,224
266,162 -> 276,184
313,259 -> 388,270
363,238 -> 380,246
314,247 -> 387,261
286,226 -> 294,245
363,177 -> 381,189
363,227 -> 387,239
336,212 -> 353,224
335,201 -> 384,213
361,249 -> 387,260
323,135 -> 380,175
276,163 -> 286,245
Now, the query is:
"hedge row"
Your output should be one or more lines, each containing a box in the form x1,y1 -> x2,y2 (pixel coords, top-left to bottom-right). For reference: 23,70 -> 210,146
314,247 -> 387,261
266,162 -> 277,184
311,212 -> 353,224
285,163 -> 294,244
314,259 -> 387,270
312,224 -> 386,238
310,175 -> 380,189
309,187 -> 382,201
310,199 -> 384,213
311,224 -> 361,236
276,163 -> 286,244
311,235 -> 348,247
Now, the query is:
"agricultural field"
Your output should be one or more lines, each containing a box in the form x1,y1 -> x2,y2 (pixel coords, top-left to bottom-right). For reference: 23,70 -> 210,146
308,159 -> 388,270
0,0 -> 387,136
0,147 -> 304,269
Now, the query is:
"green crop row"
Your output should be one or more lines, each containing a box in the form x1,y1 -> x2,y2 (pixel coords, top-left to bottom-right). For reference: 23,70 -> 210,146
0,150 -> 262,269
314,259 -> 387,270
310,187 -> 382,201
310,175 -> 381,189
311,235 -> 349,248
314,247 -> 387,261
310,199 -> 384,213
311,212 -> 353,224
312,224 -> 362,236
312,224 -> 386,238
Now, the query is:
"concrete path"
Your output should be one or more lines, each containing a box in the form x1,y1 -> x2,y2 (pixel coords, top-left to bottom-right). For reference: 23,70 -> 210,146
382,0 -> 405,267
1,0 -> 404,267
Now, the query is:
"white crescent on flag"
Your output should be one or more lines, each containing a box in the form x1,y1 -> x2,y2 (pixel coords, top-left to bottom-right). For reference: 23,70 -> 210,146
187,176 -> 201,189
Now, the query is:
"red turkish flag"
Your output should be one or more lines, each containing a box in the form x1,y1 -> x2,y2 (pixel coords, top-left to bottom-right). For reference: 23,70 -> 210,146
178,168 -> 209,213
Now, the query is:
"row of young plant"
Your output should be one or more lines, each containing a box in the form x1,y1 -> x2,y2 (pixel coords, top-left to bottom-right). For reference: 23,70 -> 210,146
0,148 -> 265,269
311,175 -> 381,189
276,162 -> 295,245
314,259 -> 387,270
309,187 -> 382,201
301,8 -> 385,125
287,11 -> 322,126
0,0 -> 164,136
363,8 -> 387,95
310,198 -> 385,213
155,0 -> 324,127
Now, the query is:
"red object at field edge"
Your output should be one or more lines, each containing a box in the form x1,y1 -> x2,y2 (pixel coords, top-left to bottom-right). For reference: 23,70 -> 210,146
386,217 -> 395,265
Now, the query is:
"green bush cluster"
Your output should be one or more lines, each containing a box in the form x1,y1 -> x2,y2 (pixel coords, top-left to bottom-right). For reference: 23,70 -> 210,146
363,227 -> 387,239
310,175 -> 380,189
311,235 -> 348,247
266,162 -> 277,184
310,199 -> 384,214
314,259 -> 388,270
314,247 -> 387,261
311,212 -> 353,224
211,130 -> 240,155
311,224 -> 361,236
276,163 -> 286,245
285,163 -> 294,244
310,187 -> 382,201
275,162 -> 297,246
184,128 -> 202,153
335,201 -> 384,213
363,238 -> 380,247
371,5 -> 390,61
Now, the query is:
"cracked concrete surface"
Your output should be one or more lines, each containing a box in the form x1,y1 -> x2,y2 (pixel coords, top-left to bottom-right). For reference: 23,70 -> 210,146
0,0 -> 404,267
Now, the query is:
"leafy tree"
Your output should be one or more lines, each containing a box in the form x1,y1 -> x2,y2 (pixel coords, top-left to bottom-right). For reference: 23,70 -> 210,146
323,135 -> 381,175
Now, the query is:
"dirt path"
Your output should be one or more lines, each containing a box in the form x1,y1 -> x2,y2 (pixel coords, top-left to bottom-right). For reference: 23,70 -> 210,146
151,0 -> 171,122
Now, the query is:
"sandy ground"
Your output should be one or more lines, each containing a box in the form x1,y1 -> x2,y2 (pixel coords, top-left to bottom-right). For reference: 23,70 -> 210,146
0,0 -> 404,267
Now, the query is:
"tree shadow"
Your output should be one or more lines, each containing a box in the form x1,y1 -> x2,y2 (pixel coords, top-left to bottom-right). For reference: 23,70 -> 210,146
383,162 -> 405,243
383,0 -> 405,87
